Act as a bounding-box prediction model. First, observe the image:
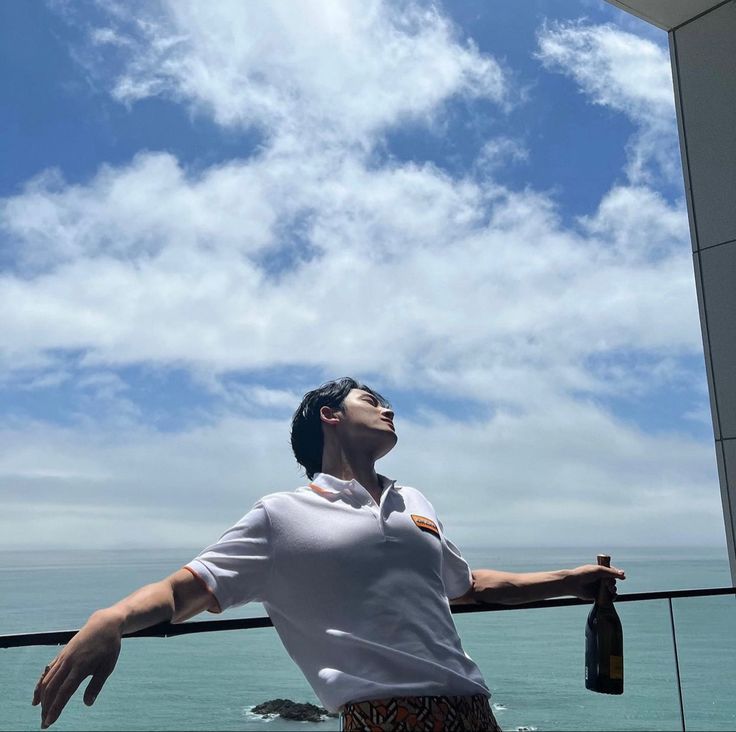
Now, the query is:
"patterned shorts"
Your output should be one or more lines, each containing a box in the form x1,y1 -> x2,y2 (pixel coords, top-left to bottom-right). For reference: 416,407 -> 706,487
339,693 -> 502,731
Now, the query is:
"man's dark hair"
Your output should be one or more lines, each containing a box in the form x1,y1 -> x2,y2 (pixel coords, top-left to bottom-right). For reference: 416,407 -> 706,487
290,377 -> 392,480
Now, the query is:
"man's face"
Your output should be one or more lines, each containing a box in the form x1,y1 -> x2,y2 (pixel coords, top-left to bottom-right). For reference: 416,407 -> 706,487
326,388 -> 397,459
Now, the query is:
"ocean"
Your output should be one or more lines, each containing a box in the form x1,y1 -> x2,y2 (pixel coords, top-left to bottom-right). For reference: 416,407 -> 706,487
1,545 -> 734,731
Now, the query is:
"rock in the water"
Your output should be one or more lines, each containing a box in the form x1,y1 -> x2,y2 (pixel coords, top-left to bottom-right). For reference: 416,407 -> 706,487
251,698 -> 338,722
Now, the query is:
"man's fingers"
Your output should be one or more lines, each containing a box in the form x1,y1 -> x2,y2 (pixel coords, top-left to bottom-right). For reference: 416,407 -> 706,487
83,668 -> 111,706
39,659 -> 71,726
38,659 -> 65,709
42,672 -> 84,729
32,668 -> 49,706
33,659 -> 59,705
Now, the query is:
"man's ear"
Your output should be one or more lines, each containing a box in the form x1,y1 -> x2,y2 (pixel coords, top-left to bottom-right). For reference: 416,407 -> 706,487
319,405 -> 341,426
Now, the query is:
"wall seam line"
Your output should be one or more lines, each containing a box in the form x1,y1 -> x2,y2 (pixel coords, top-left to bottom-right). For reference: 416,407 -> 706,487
670,0 -> 733,33
698,238 -> 736,253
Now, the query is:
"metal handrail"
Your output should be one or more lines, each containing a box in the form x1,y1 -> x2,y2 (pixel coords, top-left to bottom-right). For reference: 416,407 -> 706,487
2,586 -> 734,649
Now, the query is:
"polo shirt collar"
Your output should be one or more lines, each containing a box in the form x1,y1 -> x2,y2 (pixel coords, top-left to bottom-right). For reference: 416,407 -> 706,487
309,472 -> 398,505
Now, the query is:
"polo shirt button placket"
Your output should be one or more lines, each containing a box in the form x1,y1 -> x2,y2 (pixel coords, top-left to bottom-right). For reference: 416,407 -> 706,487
374,497 -> 396,542
367,503 -> 385,540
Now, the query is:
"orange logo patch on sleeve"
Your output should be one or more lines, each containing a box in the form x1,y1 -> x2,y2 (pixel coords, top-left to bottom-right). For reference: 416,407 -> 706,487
411,514 -> 440,539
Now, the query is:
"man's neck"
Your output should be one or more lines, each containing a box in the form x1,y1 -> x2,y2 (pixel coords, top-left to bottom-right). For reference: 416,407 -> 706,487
320,456 -> 382,503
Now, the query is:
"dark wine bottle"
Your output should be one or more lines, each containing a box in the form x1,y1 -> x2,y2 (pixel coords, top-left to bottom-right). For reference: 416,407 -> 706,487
585,553 -> 623,694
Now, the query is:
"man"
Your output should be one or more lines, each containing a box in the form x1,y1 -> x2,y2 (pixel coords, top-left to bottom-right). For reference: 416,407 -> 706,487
33,377 -> 625,731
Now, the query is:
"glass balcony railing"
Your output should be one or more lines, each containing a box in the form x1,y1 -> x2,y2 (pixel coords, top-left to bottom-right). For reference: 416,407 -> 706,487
2,586 -> 735,732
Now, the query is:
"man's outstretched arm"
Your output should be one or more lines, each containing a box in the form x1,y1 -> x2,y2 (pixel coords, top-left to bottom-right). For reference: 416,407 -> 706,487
32,567 -> 218,729
450,564 -> 625,605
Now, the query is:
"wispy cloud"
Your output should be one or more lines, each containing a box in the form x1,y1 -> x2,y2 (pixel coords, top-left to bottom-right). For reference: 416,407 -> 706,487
0,391 -> 721,548
0,148 -> 699,411
535,19 -> 679,186
78,0 -> 513,145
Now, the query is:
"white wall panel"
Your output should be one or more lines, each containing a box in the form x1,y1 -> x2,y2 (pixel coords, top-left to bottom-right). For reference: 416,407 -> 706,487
692,253 -> 722,441
717,440 -> 736,584
673,2 -> 736,250
698,242 -> 736,440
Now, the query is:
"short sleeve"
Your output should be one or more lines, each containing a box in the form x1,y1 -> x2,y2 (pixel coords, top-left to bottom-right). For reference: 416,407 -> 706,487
437,517 -> 473,600
185,500 -> 272,612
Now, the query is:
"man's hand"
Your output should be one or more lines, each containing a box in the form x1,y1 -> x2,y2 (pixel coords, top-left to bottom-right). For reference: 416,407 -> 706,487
32,609 -> 123,729
30,569 -> 215,728
564,564 -> 626,601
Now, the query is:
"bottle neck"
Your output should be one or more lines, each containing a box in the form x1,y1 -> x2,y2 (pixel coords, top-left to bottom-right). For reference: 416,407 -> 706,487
595,554 -> 612,607
596,580 -> 613,607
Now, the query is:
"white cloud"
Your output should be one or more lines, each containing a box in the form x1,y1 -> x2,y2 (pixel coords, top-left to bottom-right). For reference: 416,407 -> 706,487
3,154 -> 276,270
0,150 -> 701,403
82,0 -> 512,145
475,136 -> 530,173
383,397 -> 723,546
535,19 -> 680,186
536,20 -> 673,116
0,3 -> 721,550
575,184 -> 689,262
0,144 -> 715,548
0,397 -> 722,549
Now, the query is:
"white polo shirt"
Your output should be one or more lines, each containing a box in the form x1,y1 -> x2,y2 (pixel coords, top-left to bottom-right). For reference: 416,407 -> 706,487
185,472 -> 491,712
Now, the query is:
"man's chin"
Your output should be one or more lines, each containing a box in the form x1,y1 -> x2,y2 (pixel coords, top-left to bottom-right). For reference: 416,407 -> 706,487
375,433 -> 398,459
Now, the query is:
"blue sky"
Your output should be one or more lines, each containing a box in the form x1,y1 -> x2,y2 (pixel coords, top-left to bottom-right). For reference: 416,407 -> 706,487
0,0 -> 724,549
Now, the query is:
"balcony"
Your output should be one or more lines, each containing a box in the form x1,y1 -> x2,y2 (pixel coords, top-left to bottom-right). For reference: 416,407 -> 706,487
2,546 -> 735,731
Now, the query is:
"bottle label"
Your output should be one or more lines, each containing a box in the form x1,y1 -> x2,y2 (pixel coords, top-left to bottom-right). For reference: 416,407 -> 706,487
610,655 -> 623,680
